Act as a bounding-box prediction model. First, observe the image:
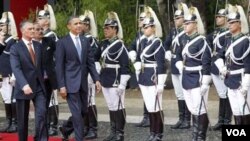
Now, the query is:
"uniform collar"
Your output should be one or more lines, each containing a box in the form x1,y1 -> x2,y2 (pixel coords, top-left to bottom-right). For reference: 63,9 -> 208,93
109,36 -> 118,43
188,32 -> 199,40
177,27 -> 184,32
232,33 -> 243,41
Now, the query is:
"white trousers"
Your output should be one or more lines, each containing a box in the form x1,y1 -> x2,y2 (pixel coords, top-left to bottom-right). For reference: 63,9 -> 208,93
0,77 -> 15,103
228,88 -> 250,116
139,85 -> 162,112
211,74 -> 227,98
183,87 -> 209,115
88,74 -> 96,106
102,87 -> 125,111
171,74 -> 184,100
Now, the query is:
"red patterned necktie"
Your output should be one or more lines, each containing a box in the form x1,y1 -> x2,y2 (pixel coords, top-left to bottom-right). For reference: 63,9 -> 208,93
27,42 -> 36,65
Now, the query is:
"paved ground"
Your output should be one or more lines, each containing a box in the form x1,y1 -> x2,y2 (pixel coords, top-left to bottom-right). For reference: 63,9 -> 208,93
0,85 -> 224,141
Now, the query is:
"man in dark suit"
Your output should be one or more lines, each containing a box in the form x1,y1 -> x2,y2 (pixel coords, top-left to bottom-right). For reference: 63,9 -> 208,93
10,20 -> 48,141
56,16 -> 101,141
33,22 -> 59,136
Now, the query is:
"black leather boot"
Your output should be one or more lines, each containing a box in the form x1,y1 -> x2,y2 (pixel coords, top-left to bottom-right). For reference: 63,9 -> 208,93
171,100 -> 184,129
179,101 -> 191,129
136,103 -> 150,127
113,109 -> 126,141
85,105 -> 98,139
192,115 -> 199,141
48,105 -> 59,136
152,111 -> 164,141
212,98 -> 225,130
0,104 -> 12,133
242,114 -> 250,125
103,111 -> 116,141
7,103 -> 17,133
147,113 -> 155,141
234,116 -> 243,125
224,98 -> 232,125
197,114 -> 209,141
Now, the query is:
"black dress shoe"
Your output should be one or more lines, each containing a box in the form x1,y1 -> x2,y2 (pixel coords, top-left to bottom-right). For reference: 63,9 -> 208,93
59,126 -> 69,140
48,127 -> 58,136
85,130 -> 97,139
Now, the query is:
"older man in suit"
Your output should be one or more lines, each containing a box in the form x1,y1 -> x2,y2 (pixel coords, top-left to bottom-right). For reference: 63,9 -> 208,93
56,16 -> 101,141
10,20 -> 48,141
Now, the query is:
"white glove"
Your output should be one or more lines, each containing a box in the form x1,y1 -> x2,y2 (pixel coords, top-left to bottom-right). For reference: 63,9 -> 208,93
157,74 -> 167,94
175,61 -> 184,74
9,74 -> 16,87
133,62 -> 141,80
95,62 -> 101,74
129,50 -> 137,63
239,74 -> 250,97
117,75 -> 131,95
200,75 -> 212,96
165,50 -> 171,61
214,58 -> 227,79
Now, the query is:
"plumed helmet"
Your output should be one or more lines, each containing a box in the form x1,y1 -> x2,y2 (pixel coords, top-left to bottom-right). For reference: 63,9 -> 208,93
79,10 -> 98,38
174,3 -> 189,19
227,4 -> 248,34
104,11 -> 123,39
143,6 -> 162,37
0,12 -> 17,38
38,4 -> 57,30
184,6 -> 205,35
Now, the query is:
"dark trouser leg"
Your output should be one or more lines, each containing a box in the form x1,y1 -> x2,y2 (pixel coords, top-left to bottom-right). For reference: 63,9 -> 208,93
85,105 -> 98,139
212,98 -> 225,130
16,99 -> 30,141
180,100 -> 191,129
224,98 -> 232,125
103,111 -> 116,141
33,91 -> 48,141
48,105 -> 59,136
136,103 -> 150,127
67,92 -> 84,141
0,104 -> 11,133
152,111 -> 164,141
114,109 -> 126,141
7,103 -> 17,133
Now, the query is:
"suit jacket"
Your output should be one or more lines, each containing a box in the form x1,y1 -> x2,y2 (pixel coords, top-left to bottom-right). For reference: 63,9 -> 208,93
10,39 -> 46,100
56,34 -> 100,93
41,37 -> 57,89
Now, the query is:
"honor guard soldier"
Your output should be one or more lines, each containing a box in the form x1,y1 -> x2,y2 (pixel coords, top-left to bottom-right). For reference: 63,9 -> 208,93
164,3 -> 191,129
37,4 -> 58,41
215,5 -> 250,125
176,7 -> 212,141
136,6 -> 166,141
0,12 -> 18,133
37,4 -> 59,136
206,9 -> 232,130
79,10 -> 100,139
96,12 -> 130,141
129,11 -> 150,128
